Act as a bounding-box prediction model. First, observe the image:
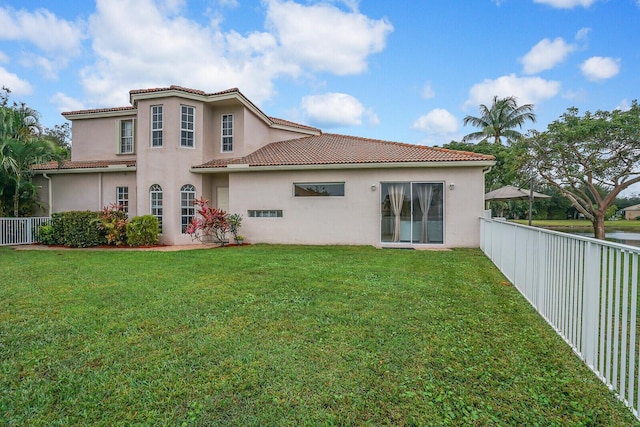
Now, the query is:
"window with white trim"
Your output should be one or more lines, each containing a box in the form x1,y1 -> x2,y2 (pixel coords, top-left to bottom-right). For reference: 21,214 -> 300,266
180,184 -> 196,233
151,105 -> 163,147
119,119 -> 134,154
181,105 -> 195,148
150,184 -> 163,233
222,114 -> 233,152
116,186 -> 129,213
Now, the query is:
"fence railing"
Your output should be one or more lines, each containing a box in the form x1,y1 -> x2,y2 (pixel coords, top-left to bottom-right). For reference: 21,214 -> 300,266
0,217 -> 51,246
480,216 -> 640,420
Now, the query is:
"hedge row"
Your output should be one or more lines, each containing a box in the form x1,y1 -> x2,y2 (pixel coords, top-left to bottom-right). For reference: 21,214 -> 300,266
39,211 -> 159,248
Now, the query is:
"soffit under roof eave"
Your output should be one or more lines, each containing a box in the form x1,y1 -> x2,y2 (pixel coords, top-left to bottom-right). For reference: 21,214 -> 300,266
33,166 -> 137,175
63,109 -> 138,120
190,160 -> 496,174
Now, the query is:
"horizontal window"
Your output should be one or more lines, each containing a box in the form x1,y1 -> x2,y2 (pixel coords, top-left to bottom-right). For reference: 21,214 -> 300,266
294,182 -> 345,197
248,210 -> 283,218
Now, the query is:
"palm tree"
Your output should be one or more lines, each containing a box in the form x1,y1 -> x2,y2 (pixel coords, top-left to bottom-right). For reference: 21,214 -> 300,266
462,96 -> 536,145
0,104 -> 60,216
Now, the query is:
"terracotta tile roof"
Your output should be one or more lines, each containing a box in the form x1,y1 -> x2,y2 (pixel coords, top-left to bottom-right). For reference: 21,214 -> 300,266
194,134 -> 495,169
268,116 -> 320,133
32,159 -> 136,171
62,106 -> 136,117
129,85 -> 239,97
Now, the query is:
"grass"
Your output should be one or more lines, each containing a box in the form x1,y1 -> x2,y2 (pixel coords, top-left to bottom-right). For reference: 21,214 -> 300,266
513,218 -> 640,230
1,245 -> 638,426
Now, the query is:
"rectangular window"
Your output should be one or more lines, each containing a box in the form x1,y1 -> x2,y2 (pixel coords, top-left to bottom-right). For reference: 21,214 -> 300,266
222,114 -> 233,152
181,105 -> 195,148
151,105 -> 163,147
248,210 -> 283,218
119,119 -> 134,154
381,182 -> 444,244
116,186 -> 129,213
294,182 -> 345,197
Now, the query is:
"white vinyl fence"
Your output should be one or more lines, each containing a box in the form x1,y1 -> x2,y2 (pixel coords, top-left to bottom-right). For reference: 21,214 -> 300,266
0,217 -> 51,246
481,215 -> 640,420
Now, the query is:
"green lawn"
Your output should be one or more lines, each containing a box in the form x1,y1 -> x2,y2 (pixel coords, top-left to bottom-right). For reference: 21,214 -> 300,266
514,218 -> 640,231
1,245 -> 637,426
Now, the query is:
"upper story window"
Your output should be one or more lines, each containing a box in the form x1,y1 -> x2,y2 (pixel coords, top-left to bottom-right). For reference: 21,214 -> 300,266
181,105 -> 195,148
294,182 -> 345,197
151,105 -> 163,147
118,119 -> 134,154
222,114 -> 233,152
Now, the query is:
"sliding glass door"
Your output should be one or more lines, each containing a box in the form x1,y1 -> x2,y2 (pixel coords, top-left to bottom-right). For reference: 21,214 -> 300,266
381,182 -> 443,244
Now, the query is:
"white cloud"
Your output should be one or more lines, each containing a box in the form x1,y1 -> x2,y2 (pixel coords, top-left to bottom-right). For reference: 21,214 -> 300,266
411,109 -> 458,135
616,99 -> 631,111
580,56 -> 620,81
79,0 -> 393,108
0,51 -> 8,64
0,6 -> 83,77
421,83 -> 435,99
533,0 -> 597,8
50,92 -> 85,114
301,92 -> 375,127
464,74 -> 560,109
520,37 -> 575,74
0,67 -> 33,95
264,0 -> 393,75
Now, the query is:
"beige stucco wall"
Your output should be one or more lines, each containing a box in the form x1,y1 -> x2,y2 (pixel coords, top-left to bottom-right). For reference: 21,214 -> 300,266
33,172 -> 136,215
71,114 -> 137,162
227,166 -> 486,248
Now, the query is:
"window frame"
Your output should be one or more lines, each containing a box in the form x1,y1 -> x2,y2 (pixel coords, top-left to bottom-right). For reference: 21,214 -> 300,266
118,119 -> 135,154
150,184 -> 163,233
221,113 -> 233,152
151,105 -> 163,147
116,186 -> 129,214
248,210 -> 283,218
293,182 -> 345,197
180,105 -> 195,148
180,184 -> 196,233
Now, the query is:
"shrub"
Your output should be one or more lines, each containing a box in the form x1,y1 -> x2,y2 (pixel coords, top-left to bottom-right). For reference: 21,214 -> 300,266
228,213 -> 243,242
126,215 -> 159,246
185,197 -> 229,244
99,204 -> 128,246
37,225 -> 55,245
50,211 -> 106,247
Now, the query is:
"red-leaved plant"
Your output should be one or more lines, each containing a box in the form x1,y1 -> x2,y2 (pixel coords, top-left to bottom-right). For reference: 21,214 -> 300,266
185,197 -> 229,244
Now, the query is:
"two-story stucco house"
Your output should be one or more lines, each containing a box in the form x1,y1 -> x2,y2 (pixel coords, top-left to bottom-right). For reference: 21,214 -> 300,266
32,85 -> 495,248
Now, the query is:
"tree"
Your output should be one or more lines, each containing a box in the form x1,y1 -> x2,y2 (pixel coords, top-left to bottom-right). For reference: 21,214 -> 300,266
519,101 -> 640,239
462,96 -> 536,145
0,89 -> 63,216
442,140 -> 519,191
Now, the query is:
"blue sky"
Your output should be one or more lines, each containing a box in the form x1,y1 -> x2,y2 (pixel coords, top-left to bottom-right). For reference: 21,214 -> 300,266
0,0 -> 638,146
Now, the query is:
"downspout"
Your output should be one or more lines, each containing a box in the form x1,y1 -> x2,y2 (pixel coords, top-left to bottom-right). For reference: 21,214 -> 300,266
43,173 -> 52,215
98,172 -> 103,210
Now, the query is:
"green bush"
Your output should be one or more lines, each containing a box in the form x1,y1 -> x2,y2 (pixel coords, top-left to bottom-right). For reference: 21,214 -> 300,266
126,215 -> 159,246
50,211 -> 106,247
37,225 -> 55,245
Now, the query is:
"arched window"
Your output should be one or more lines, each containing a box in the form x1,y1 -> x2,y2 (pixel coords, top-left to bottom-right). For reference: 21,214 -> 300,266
180,184 -> 196,233
150,184 -> 163,233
